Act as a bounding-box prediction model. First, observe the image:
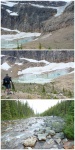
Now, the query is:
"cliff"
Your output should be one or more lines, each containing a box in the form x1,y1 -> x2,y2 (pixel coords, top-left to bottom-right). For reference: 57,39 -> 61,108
1,50 -> 74,63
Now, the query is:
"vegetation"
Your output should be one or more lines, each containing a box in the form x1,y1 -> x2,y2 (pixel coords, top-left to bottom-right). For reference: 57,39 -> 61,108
1,100 -> 34,120
39,43 -> 42,49
41,100 -> 74,140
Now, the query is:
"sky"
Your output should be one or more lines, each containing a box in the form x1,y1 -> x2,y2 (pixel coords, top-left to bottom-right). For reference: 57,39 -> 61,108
20,100 -> 63,114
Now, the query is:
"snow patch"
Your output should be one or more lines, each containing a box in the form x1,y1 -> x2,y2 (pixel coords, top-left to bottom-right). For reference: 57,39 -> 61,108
1,62 -> 11,70
20,58 -> 49,64
1,1 -> 17,7
15,62 -> 23,66
6,9 -> 12,13
0,55 -> 5,57
18,62 -> 74,75
1,27 -> 20,33
1,32 -> 41,41
10,12 -> 18,16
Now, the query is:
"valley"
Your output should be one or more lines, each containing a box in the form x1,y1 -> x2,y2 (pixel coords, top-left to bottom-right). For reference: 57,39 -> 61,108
1,1 -> 74,49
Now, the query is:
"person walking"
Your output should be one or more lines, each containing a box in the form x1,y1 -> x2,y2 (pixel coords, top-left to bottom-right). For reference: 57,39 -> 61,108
3,74 -> 12,95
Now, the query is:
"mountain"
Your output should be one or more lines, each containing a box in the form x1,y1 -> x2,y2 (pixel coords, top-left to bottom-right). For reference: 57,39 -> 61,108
1,1 -> 74,49
1,50 -> 74,63
1,1 -> 73,33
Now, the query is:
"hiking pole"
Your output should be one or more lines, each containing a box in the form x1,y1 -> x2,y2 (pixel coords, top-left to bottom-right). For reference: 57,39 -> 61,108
12,82 -> 16,94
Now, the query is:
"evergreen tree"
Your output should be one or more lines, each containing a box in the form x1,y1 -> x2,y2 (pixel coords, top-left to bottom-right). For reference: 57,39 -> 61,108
1,100 -> 34,120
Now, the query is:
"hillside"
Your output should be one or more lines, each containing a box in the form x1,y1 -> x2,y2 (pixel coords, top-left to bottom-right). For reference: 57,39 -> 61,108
1,50 -> 74,99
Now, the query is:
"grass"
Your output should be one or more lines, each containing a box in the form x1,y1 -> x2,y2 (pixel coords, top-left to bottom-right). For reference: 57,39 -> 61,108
1,82 -> 73,99
39,43 -> 42,49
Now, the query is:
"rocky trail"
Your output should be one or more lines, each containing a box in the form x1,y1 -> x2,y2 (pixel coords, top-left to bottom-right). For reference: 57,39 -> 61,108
1,116 -> 74,149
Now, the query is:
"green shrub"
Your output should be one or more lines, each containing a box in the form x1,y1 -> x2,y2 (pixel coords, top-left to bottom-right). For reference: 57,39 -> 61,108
42,86 -> 45,93
39,43 -> 42,49
63,115 -> 74,139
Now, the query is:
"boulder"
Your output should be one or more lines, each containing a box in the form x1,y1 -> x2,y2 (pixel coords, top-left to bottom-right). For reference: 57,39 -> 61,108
63,141 -> 74,149
47,139 -> 55,145
23,137 -> 37,147
54,132 -> 64,139
62,138 -> 68,144
38,133 -> 47,141
46,129 -> 55,136
47,135 -> 51,139
55,138 -> 61,144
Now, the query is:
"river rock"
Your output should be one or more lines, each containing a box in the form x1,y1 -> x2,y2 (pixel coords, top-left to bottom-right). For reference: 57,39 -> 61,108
38,133 -> 47,141
38,128 -> 46,134
63,141 -> 74,149
53,132 -> 64,139
23,137 -> 37,147
46,129 -> 55,136
62,138 -> 68,144
55,138 -> 61,144
47,135 -> 51,139
43,141 -> 57,149
47,139 -> 55,145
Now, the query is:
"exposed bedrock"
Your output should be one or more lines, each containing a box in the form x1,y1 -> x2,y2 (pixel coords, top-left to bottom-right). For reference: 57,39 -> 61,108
1,50 -> 74,62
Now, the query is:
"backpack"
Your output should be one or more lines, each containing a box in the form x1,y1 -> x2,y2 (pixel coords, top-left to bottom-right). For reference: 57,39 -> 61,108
3,77 -> 10,85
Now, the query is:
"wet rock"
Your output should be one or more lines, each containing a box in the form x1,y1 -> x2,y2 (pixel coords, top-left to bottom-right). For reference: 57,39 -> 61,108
38,128 -> 46,134
46,129 -> 55,136
62,138 -> 68,144
47,135 -> 51,139
43,141 -> 55,149
54,132 -> 64,139
38,133 -> 47,141
55,138 -> 61,144
47,139 -> 55,145
25,147 -> 32,149
23,137 -> 37,147
53,145 -> 58,149
63,141 -> 74,149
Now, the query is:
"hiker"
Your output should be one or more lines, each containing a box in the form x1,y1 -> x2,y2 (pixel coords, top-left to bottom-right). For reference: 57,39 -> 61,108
3,74 -> 12,95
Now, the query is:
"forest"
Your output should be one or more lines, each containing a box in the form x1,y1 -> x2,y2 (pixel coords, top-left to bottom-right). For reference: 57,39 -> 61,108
1,100 -> 34,120
1,100 -> 74,140
41,100 -> 74,140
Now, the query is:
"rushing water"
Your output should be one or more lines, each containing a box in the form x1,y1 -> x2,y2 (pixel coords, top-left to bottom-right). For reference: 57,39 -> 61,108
13,69 -> 69,84
1,117 -> 44,149
1,116 -> 65,149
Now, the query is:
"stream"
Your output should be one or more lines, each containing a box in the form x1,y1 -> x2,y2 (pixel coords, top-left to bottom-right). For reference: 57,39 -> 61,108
1,116 -> 68,149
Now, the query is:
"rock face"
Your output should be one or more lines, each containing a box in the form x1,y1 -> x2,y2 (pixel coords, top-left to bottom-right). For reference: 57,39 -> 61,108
23,136 -> 37,147
1,1 -> 73,33
1,1 -> 57,32
42,2 -> 74,32
1,50 -> 74,63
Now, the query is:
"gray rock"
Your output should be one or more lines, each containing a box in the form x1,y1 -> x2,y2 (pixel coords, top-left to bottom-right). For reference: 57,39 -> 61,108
54,132 -> 64,139
47,135 -> 51,139
62,138 -> 68,144
46,129 -> 55,136
47,139 -> 55,145
38,133 -> 47,141
55,138 -> 61,144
